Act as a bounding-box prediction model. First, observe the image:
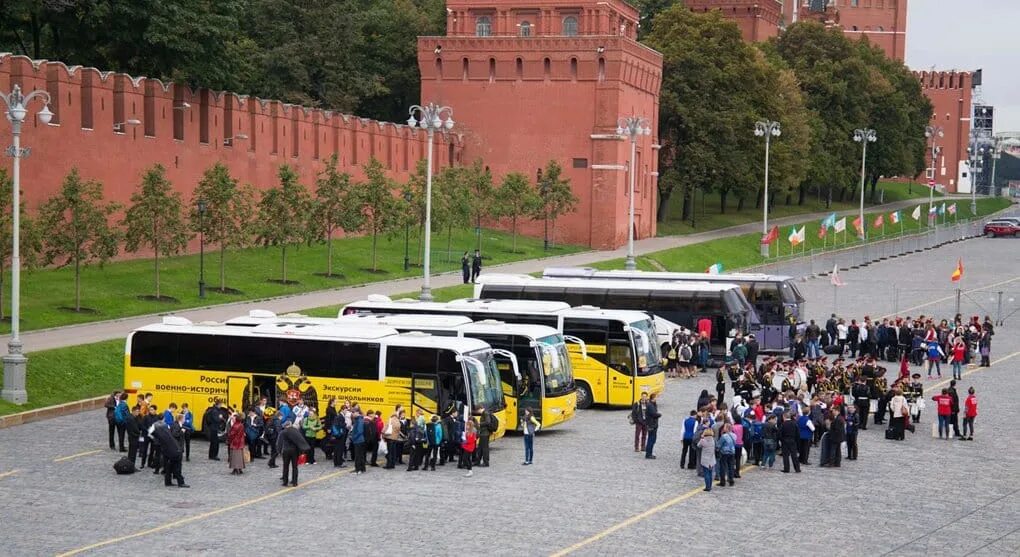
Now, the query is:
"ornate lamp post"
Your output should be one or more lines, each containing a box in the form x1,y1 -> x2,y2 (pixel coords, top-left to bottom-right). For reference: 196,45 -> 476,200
925,125 -> 944,226
197,199 -> 207,298
853,128 -> 877,241
616,116 -> 651,270
407,103 -> 454,302
754,120 -> 781,256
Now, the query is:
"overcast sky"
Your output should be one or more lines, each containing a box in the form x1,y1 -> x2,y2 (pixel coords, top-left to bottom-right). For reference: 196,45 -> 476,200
906,0 -> 1020,132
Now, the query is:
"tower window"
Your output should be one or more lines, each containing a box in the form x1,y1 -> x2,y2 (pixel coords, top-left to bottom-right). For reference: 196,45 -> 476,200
544,57 -> 551,79
519,21 -> 531,37
476,16 -> 492,37
563,16 -> 578,37
516,57 -> 523,78
851,0 -> 859,6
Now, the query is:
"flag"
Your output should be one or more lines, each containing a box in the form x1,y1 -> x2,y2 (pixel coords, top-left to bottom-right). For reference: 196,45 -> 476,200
951,258 -> 963,282
761,225 -> 779,245
948,203 -> 957,215
852,216 -> 864,236
911,205 -> 921,221
817,224 -> 827,239
938,202 -> 946,216
833,217 -> 846,233
821,212 -> 837,229
788,226 -> 805,246
873,214 -> 884,228
889,210 -> 901,224
830,264 -> 845,287
706,263 -> 723,275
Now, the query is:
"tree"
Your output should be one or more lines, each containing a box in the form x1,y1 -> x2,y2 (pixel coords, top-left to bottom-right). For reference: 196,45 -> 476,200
493,172 -> 541,252
354,158 -> 399,272
0,169 -> 42,321
310,154 -> 364,277
463,160 -> 495,253
255,164 -> 311,284
434,166 -> 472,263
190,162 -> 255,292
122,164 -> 191,300
38,168 -> 120,312
533,160 -> 579,246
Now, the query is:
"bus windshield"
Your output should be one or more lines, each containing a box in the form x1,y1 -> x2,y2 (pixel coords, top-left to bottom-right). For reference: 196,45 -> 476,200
629,319 -> 661,376
536,335 -> 574,396
466,350 -> 505,412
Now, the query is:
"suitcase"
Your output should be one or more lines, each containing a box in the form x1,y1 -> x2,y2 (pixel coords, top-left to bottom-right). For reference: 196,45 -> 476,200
823,345 -> 842,355
885,347 -> 899,363
113,456 -> 136,475
884,428 -> 897,440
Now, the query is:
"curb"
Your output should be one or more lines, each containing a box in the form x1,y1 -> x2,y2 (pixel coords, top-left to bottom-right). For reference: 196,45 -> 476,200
0,395 -> 106,430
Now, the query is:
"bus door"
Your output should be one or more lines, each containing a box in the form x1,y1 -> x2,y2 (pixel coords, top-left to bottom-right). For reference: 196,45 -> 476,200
607,339 -> 634,406
411,374 -> 440,416
226,375 -> 252,413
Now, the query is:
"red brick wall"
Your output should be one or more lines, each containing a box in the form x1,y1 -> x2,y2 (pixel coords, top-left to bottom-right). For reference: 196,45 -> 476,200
685,0 -> 784,42
915,70 -> 972,194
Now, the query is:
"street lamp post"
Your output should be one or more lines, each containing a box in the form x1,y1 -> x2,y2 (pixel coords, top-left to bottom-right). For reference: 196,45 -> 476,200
537,168 -> 548,251
754,120 -> 781,257
970,107 -> 988,215
403,191 -> 413,271
990,145 -> 1001,197
853,128 -> 877,242
616,116 -> 652,271
1,85 -> 53,404
925,125 -> 944,227
197,199 -> 206,298
407,103 -> 454,302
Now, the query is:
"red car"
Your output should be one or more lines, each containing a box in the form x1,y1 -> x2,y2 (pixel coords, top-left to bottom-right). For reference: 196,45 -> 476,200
984,219 -> 1020,237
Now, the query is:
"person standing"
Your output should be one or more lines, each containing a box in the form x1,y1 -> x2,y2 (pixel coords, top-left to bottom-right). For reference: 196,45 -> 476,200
350,409 -> 367,475
227,414 -> 246,475
681,411 -> 698,470
847,320 -> 860,358
951,339 -> 966,380
746,335 -> 760,369
461,252 -> 471,284
797,407 -> 815,465
126,405 -> 142,466
426,414 -> 443,470
330,411 -> 348,468
762,414 -> 779,470
889,388 -> 908,441
644,393 -> 662,460
962,387 -> 977,440
471,249 -> 482,283
112,393 -> 129,453
461,420 -> 478,477
948,380 -> 963,439
780,411 -> 801,473
851,375 -> 871,431
203,400 -> 224,461
475,405 -> 496,467
717,423 -> 736,487
151,421 -> 188,488
179,403 -> 194,461
277,420 -> 310,487
932,388 -> 953,439
836,319 -> 849,355
521,408 -> 540,465
826,408 -> 845,468
978,329 -> 992,367
844,405 -> 859,460
383,410 -> 403,469
631,392 -> 649,453
731,416 -> 745,478
698,430 -> 717,491
302,409 -> 323,465
105,391 -> 121,450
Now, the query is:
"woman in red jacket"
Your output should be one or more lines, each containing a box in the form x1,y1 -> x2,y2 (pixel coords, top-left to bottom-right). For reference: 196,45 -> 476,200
460,420 -> 478,478
227,414 -> 247,475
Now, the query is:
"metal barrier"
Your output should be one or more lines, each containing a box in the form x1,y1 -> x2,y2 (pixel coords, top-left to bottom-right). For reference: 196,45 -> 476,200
741,216 -> 997,280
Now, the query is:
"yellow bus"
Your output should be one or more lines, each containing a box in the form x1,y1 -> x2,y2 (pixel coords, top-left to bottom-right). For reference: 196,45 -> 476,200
341,297 -> 664,410
124,316 -> 508,439
335,313 -> 580,432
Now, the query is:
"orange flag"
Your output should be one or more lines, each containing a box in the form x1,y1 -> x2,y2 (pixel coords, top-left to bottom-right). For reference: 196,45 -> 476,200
873,214 -> 884,228
817,225 -> 827,239
950,259 -> 963,282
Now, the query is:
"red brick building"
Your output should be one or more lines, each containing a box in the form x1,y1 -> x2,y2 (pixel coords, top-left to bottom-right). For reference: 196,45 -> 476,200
915,70 -> 973,194
786,0 -> 908,61
418,0 -> 662,249
0,53 -> 459,241
684,0 -> 785,42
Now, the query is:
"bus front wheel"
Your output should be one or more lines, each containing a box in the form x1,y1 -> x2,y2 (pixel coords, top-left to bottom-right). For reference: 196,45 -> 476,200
575,382 -> 594,410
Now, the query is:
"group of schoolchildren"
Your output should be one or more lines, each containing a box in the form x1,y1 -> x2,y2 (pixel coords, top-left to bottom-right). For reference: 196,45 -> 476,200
105,391 -> 194,487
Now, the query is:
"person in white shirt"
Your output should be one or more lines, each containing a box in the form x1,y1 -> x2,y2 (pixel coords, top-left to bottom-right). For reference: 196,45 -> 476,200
836,319 -> 849,355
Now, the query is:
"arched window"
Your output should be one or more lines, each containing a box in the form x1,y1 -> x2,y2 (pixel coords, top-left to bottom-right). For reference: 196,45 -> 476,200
435,58 -> 443,80
519,21 -> 531,37
877,25 -> 884,32
543,57 -> 551,79
489,58 -> 496,82
476,16 -> 492,37
516,57 -> 523,79
598,57 -> 606,82
851,25 -> 859,31
570,57 -> 578,80
562,16 -> 578,36
462,58 -> 469,80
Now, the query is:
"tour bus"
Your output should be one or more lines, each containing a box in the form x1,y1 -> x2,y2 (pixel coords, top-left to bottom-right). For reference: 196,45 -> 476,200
124,316 -> 509,440
334,313 -> 578,432
341,297 -> 663,410
541,267 -> 805,351
473,274 -> 756,354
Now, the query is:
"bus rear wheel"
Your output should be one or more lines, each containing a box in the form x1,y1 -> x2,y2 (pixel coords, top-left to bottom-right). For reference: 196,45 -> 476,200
575,382 -> 594,410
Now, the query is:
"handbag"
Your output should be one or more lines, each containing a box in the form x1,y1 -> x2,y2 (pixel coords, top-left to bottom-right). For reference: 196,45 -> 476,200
243,447 -> 251,463
383,423 -> 393,436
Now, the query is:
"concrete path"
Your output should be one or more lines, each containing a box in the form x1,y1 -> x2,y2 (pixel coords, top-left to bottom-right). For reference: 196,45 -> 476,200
0,197 -> 959,353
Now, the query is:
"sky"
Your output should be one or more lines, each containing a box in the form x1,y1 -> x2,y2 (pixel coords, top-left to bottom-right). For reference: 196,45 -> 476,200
906,0 -> 1020,132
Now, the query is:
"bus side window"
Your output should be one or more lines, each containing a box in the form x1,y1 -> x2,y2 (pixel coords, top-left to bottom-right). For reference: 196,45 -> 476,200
753,282 -> 783,324
608,342 -> 633,374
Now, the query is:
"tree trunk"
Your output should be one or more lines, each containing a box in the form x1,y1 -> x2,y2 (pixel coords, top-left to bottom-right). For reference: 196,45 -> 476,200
326,226 -> 334,276
656,189 -> 672,222
219,243 -> 227,291
446,226 -> 453,264
281,245 -> 287,283
0,263 -> 5,321
785,194 -> 792,206
681,187 -> 691,221
755,188 -> 762,210
154,249 -> 160,300
476,216 -> 482,253
512,215 -> 518,252
74,254 -> 81,312
798,183 -> 806,206
372,229 -> 379,272
737,196 -> 745,212
719,190 -> 728,214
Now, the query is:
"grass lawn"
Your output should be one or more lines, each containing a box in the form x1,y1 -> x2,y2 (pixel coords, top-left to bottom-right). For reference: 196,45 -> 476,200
0,339 -> 123,416
600,197 -> 1012,273
658,181 -> 942,236
2,228 -> 583,334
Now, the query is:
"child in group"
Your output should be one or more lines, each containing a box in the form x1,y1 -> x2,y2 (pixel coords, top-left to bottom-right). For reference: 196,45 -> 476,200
962,387 -> 977,441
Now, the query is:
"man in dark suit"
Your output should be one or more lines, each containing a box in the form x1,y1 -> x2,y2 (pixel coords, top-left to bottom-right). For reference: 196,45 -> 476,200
126,405 -> 142,466
152,421 -> 189,488
644,393 -> 662,459
104,391 -> 120,450
780,411 -> 801,473
202,400 -> 224,461
278,420 -> 310,487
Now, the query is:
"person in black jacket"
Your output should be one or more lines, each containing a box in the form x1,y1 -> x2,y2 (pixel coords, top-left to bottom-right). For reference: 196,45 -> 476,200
644,393 -> 662,460
151,421 -> 188,488
125,405 -> 141,466
823,408 -> 845,468
948,380 -> 963,439
461,252 -> 471,284
278,420 -> 310,487
202,400 -> 224,461
746,335 -> 760,367
104,391 -> 120,450
471,250 -> 482,283
780,412 -> 801,473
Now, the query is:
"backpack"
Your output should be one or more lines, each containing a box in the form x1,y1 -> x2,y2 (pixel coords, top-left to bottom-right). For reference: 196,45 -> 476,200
680,345 -> 692,361
331,419 -> 346,438
113,456 -> 136,475
363,418 -> 377,443
113,402 -> 127,425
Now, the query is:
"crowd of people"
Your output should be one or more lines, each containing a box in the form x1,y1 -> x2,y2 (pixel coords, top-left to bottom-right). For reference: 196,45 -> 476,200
105,392 -> 511,487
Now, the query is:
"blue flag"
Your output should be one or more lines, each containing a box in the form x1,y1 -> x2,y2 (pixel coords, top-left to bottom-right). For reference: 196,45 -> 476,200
821,212 -> 837,229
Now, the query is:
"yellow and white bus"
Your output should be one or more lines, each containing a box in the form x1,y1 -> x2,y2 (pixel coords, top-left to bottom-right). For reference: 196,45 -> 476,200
335,313 -> 579,431
124,316 -> 508,439
341,297 -> 663,410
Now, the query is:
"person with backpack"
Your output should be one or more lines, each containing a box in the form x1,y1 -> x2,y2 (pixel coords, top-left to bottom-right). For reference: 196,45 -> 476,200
264,408 -> 280,469
425,414 -> 443,470
521,408 -> 540,465
797,407 -> 815,465
461,420 -> 478,477
630,392 -> 649,453
749,414 -> 765,466
302,409 -> 323,465
350,409 -> 367,475
383,410 -> 403,469
644,393 -> 662,460
330,411 -> 348,468
475,405 -> 496,467
762,414 -> 779,470
406,413 -> 428,471
681,411 -> 698,470
105,391 -> 121,451
112,392 -> 129,453
151,421 -> 189,488
364,410 -> 380,467
679,341 -> 694,379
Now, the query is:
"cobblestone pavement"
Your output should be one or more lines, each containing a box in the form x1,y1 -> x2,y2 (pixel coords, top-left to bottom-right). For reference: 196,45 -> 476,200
0,237 -> 1017,556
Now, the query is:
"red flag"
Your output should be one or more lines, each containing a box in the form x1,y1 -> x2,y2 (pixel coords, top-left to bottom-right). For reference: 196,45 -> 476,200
951,259 -> 963,282
761,225 -> 779,245
817,225 -> 827,239
873,214 -> 884,228
852,216 -> 864,235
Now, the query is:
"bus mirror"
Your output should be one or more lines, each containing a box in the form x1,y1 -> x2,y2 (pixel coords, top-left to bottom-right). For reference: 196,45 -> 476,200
490,348 -> 521,380
563,335 -> 588,360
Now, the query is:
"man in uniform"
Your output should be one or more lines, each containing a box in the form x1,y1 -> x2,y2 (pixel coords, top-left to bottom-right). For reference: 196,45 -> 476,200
278,420 -> 310,487
780,411 -> 801,473
202,400 -> 224,461
151,421 -> 188,488
474,405 -> 496,467
851,374 -> 871,430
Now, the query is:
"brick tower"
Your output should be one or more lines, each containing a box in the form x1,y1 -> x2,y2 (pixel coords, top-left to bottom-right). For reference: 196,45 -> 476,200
684,0 -> 785,42
786,0 -> 908,61
915,70 -> 973,194
418,0 -> 662,249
